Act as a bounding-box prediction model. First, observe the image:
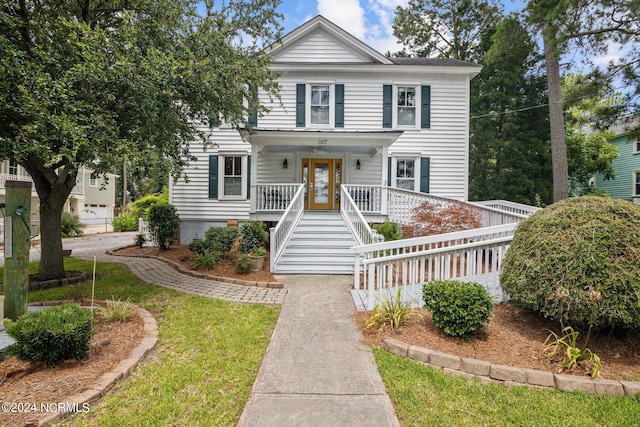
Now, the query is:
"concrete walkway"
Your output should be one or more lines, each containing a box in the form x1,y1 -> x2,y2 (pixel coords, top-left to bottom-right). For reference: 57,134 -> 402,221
239,275 -> 400,427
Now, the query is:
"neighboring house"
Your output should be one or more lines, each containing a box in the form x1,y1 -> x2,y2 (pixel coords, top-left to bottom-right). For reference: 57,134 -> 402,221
0,161 -> 117,236
170,15 -> 482,244
593,117 -> 640,202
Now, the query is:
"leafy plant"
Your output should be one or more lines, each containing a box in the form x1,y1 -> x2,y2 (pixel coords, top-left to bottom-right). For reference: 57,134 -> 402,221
191,250 -> 221,270
135,233 -> 147,248
500,196 -> 640,331
543,326 -> 602,378
61,211 -> 85,238
411,201 -> 482,236
4,304 -> 93,366
234,254 -> 253,274
373,221 -> 403,241
239,221 -> 269,254
199,226 -> 241,254
98,297 -> 134,322
250,247 -> 267,257
365,287 -> 424,330
148,203 -> 179,251
126,190 -> 169,221
423,280 -> 493,337
112,213 -> 139,232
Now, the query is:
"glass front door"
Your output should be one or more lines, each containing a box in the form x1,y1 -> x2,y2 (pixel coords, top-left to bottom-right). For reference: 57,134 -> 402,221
304,158 -> 342,210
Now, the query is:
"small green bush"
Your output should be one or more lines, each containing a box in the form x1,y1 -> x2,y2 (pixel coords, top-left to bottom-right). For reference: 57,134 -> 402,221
500,196 -> 640,331
373,221 -> 403,241
202,226 -> 241,254
112,212 -> 139,232
191,250 -> 222,270
61,212 -> 85,238
423,280 -> 493,337
148,203 -> 179,250
239,221 -> 269,254
4,304 -> 93,366
234,254 -> 253,274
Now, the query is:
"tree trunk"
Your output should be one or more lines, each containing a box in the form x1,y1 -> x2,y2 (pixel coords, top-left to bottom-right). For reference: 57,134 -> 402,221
38,201 -> 65,280
543,23 -> 569,202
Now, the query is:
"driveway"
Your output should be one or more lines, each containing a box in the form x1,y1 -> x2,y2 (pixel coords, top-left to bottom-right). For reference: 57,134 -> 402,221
0,231 -> 137,266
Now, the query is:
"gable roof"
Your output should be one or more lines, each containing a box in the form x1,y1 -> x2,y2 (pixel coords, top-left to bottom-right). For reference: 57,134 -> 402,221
266,15 -> 394,64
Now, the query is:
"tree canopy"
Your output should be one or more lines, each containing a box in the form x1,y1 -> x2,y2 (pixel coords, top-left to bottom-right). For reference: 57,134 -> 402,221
0,0 -> 283,279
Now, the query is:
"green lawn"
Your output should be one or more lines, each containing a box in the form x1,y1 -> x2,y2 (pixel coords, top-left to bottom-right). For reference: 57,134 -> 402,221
2,259 -> 280,426
374,347 -> 640,427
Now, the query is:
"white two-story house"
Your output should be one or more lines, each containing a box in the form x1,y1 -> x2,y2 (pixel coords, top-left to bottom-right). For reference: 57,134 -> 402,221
169,16 -> 483,274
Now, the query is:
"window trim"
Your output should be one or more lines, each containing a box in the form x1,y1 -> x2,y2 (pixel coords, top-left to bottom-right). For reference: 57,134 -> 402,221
393,84 -> 421,129
391,156 -> 420,191
8,159 -> 18,175
89,176 -> 98,187
633,170 -> 640,197
218,154 -> 248,200
306,82 -> 335,128
633,137 -> 640,154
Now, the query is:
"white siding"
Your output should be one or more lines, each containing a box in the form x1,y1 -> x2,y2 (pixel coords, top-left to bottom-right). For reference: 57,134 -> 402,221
274,32 -> 371,63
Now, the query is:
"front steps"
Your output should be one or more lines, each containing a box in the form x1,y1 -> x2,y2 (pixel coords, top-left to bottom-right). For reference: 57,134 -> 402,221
274,212 -> 357,274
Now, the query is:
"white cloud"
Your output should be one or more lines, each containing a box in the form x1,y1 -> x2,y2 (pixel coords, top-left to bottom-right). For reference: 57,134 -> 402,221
317,0 -> 367,39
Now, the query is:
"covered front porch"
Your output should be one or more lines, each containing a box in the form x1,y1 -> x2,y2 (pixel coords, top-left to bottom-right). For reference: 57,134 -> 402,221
246,128 -> 401,221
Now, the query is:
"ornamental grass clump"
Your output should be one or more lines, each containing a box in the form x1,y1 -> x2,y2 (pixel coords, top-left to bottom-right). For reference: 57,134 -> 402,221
4,304 -> 93,366
500,196 -> 640,331
423,280 -> 493,337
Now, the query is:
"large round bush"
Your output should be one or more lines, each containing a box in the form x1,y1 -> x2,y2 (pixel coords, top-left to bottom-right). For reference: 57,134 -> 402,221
500,196 -> 640,330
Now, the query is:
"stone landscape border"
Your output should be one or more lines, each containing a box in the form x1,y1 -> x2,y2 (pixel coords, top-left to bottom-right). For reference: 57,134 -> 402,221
383,338 -> 640,397
23,300 -> 159,426
0,271 -> 89,294
107,246 -> 284,289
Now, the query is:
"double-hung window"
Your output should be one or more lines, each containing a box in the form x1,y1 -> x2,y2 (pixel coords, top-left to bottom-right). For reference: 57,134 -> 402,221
634,137 -> 640,154
396,87 -> 416,126
396,158 -> 416,190
634,171 -> 640,197
297,83 -> 344,128
8,159 -> 17,175
89,176 -> 98,187
223,156 -> 243,197
310,85 -> 331,125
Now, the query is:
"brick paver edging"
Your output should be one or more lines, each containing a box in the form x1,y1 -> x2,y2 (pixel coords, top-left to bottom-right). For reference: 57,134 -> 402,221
107,246 -> 284,289
383,338 -> 640,397
31,301 -> 158,426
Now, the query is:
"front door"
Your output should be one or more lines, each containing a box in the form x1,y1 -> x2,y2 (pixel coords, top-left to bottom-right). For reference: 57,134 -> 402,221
303,158 -> 342,210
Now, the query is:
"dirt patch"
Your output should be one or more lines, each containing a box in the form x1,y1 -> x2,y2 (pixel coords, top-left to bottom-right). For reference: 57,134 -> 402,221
355,304 -> 640,381
0,307 -> 144,427
114,244 -> 278,284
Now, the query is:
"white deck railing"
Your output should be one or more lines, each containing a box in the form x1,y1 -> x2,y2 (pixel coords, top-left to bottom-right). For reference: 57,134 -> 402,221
353,223 -> 517,310
269,184 -> 305,272
138,218 -> 150,241
342,184 -> 384,214
256,184 -> 300,212
472,200 -> 541,217
341,186 -> 380,245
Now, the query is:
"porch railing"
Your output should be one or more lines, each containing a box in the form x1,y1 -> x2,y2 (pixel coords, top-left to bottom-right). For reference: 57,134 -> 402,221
256,184 -> 300,212
341,184 -> 384,213
341,186 -> 380,245
269,184 -> 305,272
353,223 -> 517,310
472,200 -> 541,217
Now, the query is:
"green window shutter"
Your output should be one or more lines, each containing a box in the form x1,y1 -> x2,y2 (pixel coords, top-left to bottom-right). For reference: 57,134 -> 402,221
387,157 -> 392,187
335,84 -> 344,128
208,112 -> 221,128
209,155 -> 219,199
420,157 -> 430,193
248,86 -> 258,127
246,155 -> 251,199
421,85 -> 431,129
296,84 -> 306,127
383,85 -> 392,128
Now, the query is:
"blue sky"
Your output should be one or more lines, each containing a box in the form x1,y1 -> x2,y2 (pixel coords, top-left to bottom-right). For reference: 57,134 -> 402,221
275,0 -> 526,55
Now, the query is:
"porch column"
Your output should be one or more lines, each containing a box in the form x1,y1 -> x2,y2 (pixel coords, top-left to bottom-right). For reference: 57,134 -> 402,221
381,145 -> 389,216
249,145 -> 259,213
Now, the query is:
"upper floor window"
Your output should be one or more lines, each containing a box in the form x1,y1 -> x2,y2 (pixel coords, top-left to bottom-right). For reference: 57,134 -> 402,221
9,159 -> 18,175
89,176 -> 98,187
634,137 -> 640,153
297,83 -> 344,128
396,87 -> 416,126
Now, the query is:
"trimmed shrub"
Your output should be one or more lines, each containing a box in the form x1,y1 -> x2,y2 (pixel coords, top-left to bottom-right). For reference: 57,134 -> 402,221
373,221 -> 403,241
238,221 -> 269,254
4,304 -> 93,366
191,250 -> 222,270
203,226 -> 241,253
61,211 -> 85,237
234,254 -> 253,274
500,196 -> 640,331
423,280 -> 493,337
148,203 -> 179,250
112,212 -> 139,232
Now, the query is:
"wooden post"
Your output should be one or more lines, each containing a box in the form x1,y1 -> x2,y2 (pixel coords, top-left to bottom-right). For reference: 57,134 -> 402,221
3,180 -> 32,320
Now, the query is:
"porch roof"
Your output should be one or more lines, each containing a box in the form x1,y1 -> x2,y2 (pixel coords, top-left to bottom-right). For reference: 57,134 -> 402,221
244,128 -> 403,155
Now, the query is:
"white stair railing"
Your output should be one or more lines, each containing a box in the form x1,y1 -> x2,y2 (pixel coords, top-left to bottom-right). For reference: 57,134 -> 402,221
341,186 -> 380,246
353,223 -> 517,310
269,184 -> 305,272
